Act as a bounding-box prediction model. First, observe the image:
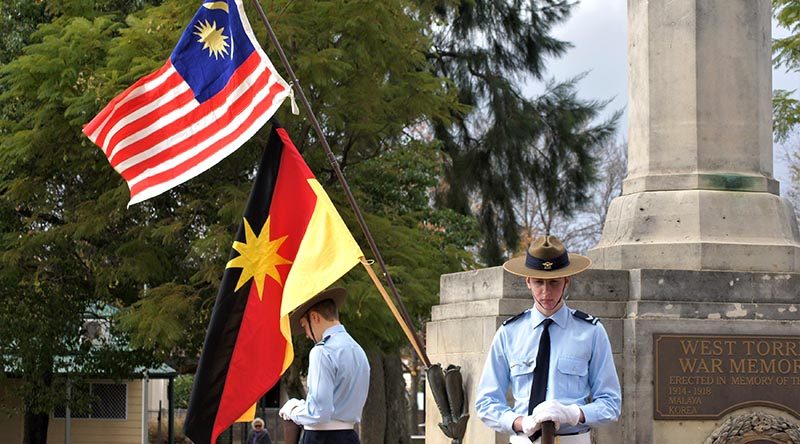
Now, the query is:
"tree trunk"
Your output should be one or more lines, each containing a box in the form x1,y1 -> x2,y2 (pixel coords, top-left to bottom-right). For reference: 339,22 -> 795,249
360,349 -> 386,444
383,353 -> 409,444
23,366 -> 53,444
23,409 -> 49,444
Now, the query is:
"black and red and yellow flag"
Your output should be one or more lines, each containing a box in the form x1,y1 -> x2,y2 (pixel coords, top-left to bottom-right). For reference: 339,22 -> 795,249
184,124 -> 363,443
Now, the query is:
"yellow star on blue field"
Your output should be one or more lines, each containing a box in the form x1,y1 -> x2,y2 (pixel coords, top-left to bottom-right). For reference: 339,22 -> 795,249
226,217 -> 292,300
194,19 -> 230,59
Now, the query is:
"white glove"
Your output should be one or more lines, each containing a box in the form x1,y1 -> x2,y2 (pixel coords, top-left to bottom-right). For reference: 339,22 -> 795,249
520,414 -> 542,436
531,399 -> 582,429
279,398 -> 305,420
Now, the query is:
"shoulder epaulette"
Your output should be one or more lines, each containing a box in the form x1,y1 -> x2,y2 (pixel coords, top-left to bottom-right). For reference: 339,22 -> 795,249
502,310 -> 529,326
315,335 -> 331,346
573,310 -> 599,325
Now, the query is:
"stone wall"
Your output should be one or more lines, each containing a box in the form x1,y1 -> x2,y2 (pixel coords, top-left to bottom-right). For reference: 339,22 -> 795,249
425,268 -> 627,444
426,267 -> 800,443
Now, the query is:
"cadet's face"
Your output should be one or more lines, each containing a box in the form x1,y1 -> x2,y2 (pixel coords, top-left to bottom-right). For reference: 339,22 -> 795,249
527,277 -> 569,315
300,315 -> 313,340
300,312 -> 320,340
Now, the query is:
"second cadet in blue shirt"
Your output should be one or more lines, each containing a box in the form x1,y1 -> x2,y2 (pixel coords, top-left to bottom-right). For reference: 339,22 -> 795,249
280,288 -> 370,444
475,235 -> 621,444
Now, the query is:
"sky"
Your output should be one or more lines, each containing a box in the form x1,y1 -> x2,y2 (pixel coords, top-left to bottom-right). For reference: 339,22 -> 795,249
527,0 -> 799,194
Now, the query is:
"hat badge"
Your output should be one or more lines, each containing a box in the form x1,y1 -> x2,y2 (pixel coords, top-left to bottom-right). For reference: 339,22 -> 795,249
542,261 -> 553,270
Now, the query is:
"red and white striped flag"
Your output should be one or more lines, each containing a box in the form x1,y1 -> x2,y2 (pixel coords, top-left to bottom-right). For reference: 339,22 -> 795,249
83,0 -> 290,206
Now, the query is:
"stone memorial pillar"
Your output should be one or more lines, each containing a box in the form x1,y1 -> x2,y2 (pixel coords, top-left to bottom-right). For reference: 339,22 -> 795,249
427,1 -> 800,443
587,1 -> 800,442
590,0 -> 800,271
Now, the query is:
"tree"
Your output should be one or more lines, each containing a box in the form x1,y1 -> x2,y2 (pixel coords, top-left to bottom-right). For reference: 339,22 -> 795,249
0,1 -> 476,443
0,3 -> 173,442
780,135 -> 800,223
773,0 -> 800,143
173,374 -> 193,409
2,0 -> 617,441
308,143 -> 479,444
516,138 -> 627,253
0,0 -> 48,65
509,77 -> 620,248
424,0 -> 619,264
773,0 -> 800,219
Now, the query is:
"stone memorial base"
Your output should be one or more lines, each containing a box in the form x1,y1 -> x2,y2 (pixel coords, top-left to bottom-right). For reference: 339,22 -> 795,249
425,267 -> 800,444
589,190 -> 800,272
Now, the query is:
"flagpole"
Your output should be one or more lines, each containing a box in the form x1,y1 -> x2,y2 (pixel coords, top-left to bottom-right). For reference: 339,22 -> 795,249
250,0 -> 432,368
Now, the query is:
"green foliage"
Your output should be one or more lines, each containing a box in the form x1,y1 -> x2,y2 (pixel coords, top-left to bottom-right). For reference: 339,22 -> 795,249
774,90 -> 800,143
337,206 -> 477,352
787,147 -> 800,220
116,284 -> 200,352
349,143 -> 441,216
34,0 -> 160,19
0,0 -> 605,437
773,0 -> 800,142
336,140 -> 477,349
0,1 -> 174,431
521,78 -> 621,237
173,374 -> 193,409
424,0 -> 619,264
0,4 -> 477,433
774,0 -> 800,72
264,0 -> 460,173
0,1 -> 49,65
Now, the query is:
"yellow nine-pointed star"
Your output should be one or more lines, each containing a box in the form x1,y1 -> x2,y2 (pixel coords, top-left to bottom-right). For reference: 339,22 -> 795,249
193,19 -> 230,60
226,217 -> 292,300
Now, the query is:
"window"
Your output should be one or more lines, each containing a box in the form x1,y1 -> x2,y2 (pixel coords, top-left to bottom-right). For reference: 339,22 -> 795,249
54,383 -> 127,419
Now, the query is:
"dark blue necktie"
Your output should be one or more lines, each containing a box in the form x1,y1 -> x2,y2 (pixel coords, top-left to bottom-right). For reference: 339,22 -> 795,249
528,318 -> 553,441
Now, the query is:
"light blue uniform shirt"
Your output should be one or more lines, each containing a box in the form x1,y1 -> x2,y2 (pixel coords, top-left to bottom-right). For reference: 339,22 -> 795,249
290,324 -> 370,426
475,304 -> 621,436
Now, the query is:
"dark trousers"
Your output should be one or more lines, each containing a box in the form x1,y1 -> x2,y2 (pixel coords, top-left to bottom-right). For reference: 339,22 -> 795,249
301,429 -> 359,444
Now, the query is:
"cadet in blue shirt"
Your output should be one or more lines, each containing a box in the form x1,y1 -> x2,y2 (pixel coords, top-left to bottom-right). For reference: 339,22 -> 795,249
475,235 -> 621,444
280,288 -> 370,444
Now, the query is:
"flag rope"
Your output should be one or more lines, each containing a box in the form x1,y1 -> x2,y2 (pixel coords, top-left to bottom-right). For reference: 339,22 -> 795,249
250,0 -> 431,368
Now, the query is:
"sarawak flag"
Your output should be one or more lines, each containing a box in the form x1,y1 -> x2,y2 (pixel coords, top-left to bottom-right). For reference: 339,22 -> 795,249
83,0 -> 290,206
184,124 -> 363,444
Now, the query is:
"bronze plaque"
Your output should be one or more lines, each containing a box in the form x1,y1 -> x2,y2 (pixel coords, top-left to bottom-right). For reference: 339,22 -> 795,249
654,334 -> 800,420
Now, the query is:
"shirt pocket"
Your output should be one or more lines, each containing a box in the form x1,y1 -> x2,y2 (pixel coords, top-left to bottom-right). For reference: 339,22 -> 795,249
556,356 -> 589,397
509,358 -> 535,400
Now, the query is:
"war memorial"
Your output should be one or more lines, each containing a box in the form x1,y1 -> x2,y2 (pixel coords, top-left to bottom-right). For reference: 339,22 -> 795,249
426,1 -> 800,443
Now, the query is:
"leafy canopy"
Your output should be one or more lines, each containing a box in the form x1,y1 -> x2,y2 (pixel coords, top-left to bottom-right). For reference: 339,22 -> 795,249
773,0 -> 800,142
0,3 -> 477,426
423,0 -> 619,264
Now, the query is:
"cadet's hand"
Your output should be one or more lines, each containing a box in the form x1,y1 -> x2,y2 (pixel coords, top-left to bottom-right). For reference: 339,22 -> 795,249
531,399 -> 582,429
279,398 -> 305,420
520,414 -> 542,436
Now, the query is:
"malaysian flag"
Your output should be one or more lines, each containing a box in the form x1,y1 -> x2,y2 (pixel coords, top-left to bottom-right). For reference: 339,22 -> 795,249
83,0 -> 290,205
